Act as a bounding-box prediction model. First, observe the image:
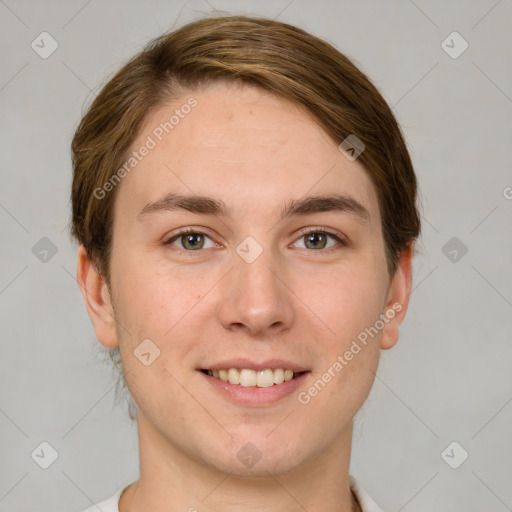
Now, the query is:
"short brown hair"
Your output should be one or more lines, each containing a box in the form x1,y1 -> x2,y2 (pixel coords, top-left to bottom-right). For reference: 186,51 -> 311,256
70,14 -> 420,283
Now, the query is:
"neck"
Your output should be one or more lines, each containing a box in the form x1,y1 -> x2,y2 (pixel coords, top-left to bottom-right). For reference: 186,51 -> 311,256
120,413 -> 358,512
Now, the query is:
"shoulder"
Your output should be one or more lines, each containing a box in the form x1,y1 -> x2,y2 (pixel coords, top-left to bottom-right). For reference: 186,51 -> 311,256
349,475 -> 386,512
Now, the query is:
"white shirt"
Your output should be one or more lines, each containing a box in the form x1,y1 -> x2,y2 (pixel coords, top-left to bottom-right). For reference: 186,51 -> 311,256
80,475 -> 384,512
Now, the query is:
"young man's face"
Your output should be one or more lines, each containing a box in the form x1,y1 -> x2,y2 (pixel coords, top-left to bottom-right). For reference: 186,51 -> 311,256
79,82 -> 411,476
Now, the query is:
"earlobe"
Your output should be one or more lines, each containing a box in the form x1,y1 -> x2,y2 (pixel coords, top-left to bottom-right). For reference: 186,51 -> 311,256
76,244 -> 119,349
380,245 -> 414,350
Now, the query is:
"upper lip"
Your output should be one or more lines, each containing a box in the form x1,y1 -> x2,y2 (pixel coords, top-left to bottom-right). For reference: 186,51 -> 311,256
200,359 -> 309,373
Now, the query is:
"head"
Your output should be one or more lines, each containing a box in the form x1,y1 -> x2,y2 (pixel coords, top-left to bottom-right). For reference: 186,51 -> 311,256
71,15 -> 420,476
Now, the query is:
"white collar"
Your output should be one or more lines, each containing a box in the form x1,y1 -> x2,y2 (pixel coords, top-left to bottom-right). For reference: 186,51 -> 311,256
82,475 -> 385,512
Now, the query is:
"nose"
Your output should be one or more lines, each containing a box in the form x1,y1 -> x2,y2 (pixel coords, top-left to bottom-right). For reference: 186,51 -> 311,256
216,247 -> 295,337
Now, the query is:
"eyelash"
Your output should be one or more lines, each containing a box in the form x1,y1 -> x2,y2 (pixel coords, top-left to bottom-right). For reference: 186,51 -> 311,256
163,226 -> 347,253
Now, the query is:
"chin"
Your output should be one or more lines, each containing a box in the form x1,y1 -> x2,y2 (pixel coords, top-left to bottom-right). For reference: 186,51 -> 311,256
195,435 -> 309,477
212,453 -> 305,478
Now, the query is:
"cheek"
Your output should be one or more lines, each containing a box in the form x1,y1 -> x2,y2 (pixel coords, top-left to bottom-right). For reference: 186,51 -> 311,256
300,264 -> 387,407
309,265 -> 388,346
111,252 -> 200,335
304,283 -> 384,417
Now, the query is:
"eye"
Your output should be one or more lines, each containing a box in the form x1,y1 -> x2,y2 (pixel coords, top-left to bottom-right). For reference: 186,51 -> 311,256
164,228 -> 217,251
291,227 -> 346,251
163,227 -> 346,252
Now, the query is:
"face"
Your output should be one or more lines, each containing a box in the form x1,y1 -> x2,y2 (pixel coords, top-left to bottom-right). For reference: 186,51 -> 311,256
80,81 -> 410,476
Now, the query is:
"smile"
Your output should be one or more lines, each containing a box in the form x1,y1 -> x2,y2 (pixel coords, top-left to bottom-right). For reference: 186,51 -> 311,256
202,368 -> 303,387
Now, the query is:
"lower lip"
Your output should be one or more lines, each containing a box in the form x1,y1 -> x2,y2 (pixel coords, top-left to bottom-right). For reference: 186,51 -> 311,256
200,371 -> 309,407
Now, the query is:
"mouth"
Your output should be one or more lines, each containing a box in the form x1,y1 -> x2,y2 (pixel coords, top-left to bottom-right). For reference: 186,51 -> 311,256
200,368 -> 306,388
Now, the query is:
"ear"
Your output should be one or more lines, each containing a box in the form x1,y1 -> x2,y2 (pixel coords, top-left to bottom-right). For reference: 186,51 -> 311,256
380,244 -> 413,350
76,244 -> 119,349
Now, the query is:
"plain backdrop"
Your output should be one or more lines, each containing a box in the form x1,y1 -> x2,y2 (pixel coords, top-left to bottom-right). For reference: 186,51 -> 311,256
1,1 -> 511,511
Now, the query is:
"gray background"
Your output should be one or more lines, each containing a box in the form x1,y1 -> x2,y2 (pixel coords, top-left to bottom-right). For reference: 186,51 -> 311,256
1,0 -> 511,510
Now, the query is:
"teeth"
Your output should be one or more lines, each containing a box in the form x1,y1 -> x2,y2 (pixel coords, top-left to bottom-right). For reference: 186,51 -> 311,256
274,368 -> 284,384
206,367 -> 300,387
257,369 -> 274,388
227,368 -> 240,385
239,369 -> 256,387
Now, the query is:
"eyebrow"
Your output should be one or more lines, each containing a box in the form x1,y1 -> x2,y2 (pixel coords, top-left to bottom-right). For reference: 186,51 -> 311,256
137,193 -> 370,222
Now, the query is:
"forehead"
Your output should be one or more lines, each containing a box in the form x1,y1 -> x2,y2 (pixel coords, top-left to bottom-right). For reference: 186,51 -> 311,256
113,82 -> 379,223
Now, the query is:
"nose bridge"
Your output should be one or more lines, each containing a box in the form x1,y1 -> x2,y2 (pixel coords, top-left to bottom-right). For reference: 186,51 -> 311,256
217,238 -> 294,334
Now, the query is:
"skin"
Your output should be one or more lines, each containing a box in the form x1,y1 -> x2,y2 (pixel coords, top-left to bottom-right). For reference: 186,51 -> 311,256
77,81 -> 413,512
